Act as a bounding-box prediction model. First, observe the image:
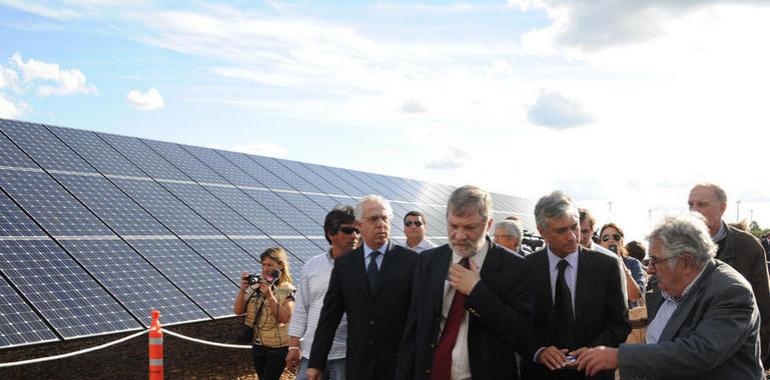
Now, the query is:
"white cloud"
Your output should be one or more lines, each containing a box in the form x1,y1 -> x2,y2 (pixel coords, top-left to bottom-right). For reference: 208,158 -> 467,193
425,148 -> 469,170
10,53 -> 98,96
222,142 -> 288,158
0,93 -> 23,118
0,66 -> 19,90
400,99 -> 427,113
527,89 -> 592,128
510,0 -> 770,51
125,88 -> 165,111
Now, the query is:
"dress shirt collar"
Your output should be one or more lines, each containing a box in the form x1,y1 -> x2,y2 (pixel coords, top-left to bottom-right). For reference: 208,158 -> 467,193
451,239 -> 489,270
364,241 -> 389,257
712,220 -> 727,243
546,245 -> 579,272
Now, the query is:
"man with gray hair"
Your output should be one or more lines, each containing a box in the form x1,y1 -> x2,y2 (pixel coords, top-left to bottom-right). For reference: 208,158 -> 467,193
577,213 -> 763,379
494,219 -> 524,254
521,191 -> 628,380
396,185 -> 534,379
688,182 -> 770,367
309,195 -> 418,380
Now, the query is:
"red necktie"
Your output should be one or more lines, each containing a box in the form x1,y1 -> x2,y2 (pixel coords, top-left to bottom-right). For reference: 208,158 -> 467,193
431,257 -> 469,380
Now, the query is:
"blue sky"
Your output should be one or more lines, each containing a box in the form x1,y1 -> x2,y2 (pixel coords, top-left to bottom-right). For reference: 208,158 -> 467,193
2,0 -> 770,241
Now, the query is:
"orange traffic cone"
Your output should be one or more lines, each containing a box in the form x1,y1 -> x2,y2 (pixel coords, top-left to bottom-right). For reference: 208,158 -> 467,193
149,310 -> 163,380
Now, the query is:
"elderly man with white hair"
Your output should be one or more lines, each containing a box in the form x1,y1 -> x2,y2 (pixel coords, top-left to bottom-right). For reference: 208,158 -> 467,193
577,213 -> 763,380
494,219 -> 525,254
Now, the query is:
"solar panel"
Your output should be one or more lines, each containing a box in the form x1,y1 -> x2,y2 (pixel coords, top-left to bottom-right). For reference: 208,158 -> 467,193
109,178 -> 221,236
277,159 -> 355,197
160,182 -> 264,237
0,118 -> 535,350
272,237 -> 327,264
249,156 -> 324,193
181,145 -> 265,188
143,139 -> 228,184
0,131 -> 39,169
98,133 -> 189,181
0,121 -> 98,174
0,276 -> 58,348
0,189 -> 47,237
218,150 -> 293,191
182,238 -> 262,284
202,185 -> 299,236
0,239 -> 140,338
301,162 -> 369,197
0,170 -> 115,237
58,239 -> 209,325
53,174 -> 170,236
124,239 -> 237,317
242,189 -> 322,236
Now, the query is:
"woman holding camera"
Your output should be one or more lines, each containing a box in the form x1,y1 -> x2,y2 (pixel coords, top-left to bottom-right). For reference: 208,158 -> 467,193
234,247 -> 296,380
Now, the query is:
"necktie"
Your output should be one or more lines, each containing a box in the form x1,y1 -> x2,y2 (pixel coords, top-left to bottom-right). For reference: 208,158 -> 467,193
367,251 -> 381,290
431,257 -> 469,380
554,259 -> 576,349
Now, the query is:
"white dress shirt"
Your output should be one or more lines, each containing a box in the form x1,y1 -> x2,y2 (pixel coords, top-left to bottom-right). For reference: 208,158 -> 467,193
408,238 -> 437,253
439,240 -> 489,380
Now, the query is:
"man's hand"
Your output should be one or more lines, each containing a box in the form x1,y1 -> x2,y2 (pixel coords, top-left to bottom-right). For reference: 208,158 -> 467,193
285,348 -> 300,374
563,346 -> 586,368
536,346 -> 569,370
448,259 -> 481,295
576,346 -> 618,377
307,367 -> 323,380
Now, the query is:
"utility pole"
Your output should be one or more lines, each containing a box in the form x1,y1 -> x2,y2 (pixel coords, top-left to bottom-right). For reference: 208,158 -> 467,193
736,200 -> 741,221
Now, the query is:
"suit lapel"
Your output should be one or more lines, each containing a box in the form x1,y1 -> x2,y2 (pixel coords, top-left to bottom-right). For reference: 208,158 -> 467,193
351,246 -> 372,299
431,246 -> 453,317
574,248 -> 591,336
658,261 -> 715,342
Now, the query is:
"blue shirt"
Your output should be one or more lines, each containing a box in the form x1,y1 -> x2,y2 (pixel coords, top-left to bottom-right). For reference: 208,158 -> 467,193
363,241 -> 388,270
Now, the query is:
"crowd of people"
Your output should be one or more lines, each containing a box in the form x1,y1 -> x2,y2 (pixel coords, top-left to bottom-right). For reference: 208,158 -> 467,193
233,182 -> 770,380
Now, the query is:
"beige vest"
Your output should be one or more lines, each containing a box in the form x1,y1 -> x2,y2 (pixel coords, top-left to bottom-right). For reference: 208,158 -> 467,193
244,284 -> 295,348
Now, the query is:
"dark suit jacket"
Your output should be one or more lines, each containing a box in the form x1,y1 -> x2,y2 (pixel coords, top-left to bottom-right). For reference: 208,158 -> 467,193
522,247 -> 630,380
308,241 -> 418,380
395,239 -> 535,379
716,223 -> 770,367
618,260 -> 763,380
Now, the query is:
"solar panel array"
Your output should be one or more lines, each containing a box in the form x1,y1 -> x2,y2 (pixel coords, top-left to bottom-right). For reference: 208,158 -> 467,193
0,118 -> 535,349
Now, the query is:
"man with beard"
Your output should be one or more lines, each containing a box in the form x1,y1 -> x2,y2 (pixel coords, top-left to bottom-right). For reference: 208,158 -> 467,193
396,185 -> 534,379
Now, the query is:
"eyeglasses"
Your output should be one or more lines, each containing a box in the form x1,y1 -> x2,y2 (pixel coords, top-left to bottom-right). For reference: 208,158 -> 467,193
404,221 -> 424,227
648,255 -> 677,268
601,233 -> 622,242
338,226 -> 360,235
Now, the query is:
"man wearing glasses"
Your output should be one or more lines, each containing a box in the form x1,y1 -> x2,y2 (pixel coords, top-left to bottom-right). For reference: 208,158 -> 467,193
688,182 -> 770,369
577,213 -> 763,379
286,205 -> 359,380
404,210 -> 436,253
308,195 -> 418,380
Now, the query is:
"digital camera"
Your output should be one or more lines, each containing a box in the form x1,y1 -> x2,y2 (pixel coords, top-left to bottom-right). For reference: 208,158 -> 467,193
247,273 -> 262,286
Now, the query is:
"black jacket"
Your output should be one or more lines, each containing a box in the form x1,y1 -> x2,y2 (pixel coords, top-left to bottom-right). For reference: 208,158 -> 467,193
521,247 -> 630,380
308,241 -> 418,380
396,239 -> 535,379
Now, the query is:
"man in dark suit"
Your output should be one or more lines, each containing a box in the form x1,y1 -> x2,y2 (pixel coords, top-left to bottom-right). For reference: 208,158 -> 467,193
577,213 -> 764,379
308,195 -> 418,380
688,183 -> 770,367
522,191 -> 629,380
396,185 -> 534,379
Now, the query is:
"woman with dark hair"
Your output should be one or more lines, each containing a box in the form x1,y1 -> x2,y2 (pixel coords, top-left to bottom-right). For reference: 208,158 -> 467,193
234,247 -> 296,380
624,240 -> 647,265
599,223 -> 646,308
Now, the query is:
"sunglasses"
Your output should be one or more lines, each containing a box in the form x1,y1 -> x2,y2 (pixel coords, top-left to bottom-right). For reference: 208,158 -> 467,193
601,233 -> 622,242
404,221 -> 424,227
338,226 -> 360,235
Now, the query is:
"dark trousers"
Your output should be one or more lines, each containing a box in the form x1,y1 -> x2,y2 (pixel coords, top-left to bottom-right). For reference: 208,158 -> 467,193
252,345 -> 288,380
